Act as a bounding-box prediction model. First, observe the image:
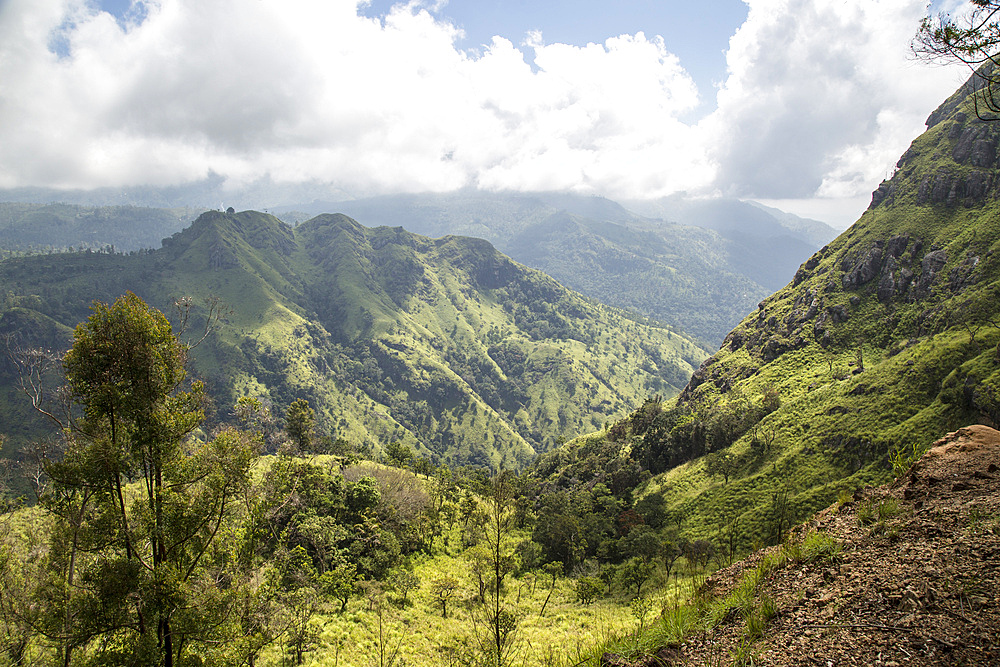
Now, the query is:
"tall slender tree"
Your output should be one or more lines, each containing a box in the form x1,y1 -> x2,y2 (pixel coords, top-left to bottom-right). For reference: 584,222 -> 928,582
470,471 -> 520,667
42,293 -> 257,666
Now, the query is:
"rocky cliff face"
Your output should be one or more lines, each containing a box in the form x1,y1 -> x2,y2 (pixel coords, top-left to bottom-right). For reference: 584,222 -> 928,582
872,72 -> 1000,210
680,70 -> 1000,405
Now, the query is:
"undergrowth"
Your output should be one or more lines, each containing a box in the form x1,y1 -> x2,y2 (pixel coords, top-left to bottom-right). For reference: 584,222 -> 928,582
571,530 -> 841,666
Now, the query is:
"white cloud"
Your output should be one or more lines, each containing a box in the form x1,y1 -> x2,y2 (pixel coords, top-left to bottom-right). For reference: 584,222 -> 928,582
704,0 -> 970,199
0,0 -> 974,207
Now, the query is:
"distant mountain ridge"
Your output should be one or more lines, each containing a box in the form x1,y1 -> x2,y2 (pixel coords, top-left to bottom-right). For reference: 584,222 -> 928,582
0,202 -> 200,252
274,192 -> 835,344
0,210 -> 709,469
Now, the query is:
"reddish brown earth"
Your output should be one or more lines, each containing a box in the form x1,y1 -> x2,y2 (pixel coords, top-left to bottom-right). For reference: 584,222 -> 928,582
636,425 -> 1000,666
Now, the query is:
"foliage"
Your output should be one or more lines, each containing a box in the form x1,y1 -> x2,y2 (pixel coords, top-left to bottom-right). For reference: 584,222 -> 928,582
284,398 -> 315,453
468,472 -> 521,667
617,557 -> 656,596
0,202 -> 197,253
575,576 -> 604,605
40,293 -> 259,667
430,574 -> 460,619
915,3 -> 1000,119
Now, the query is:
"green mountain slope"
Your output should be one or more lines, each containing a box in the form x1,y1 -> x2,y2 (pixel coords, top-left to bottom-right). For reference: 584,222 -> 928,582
277,192 -> 832,344
534,73 -> 1000,552
0,210 -> 710,469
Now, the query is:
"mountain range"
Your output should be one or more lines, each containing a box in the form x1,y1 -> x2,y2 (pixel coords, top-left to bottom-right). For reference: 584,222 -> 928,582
0,192 -> 835,346
275,192 -> 836,344
0,210 -> 709,470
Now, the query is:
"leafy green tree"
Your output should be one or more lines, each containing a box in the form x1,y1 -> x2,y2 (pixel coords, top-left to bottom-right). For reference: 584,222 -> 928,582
320,557 -> 359,612
430,575 -> 460,618
705,450 -> 739,485
387,569 -> 420,607
575,576 -> 604,605
41,293 -> 258,667
659,536 -> 682,580
347,476 -> 381,516
384,440 -> 414,469
599,563 -> 618,594
617,557 -> 655,596
285,398 -> 315,453
621,525 -> 660,563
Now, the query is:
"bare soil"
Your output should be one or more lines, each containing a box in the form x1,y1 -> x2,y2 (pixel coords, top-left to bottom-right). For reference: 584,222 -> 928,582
656,425 -> 1000,666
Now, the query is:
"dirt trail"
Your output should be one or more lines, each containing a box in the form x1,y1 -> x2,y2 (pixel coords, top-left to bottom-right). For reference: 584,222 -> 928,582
661,425 -> 1000,666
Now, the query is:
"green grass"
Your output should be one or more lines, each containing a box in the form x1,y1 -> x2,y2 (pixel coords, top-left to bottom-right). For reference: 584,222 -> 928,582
257,524 -> 659,667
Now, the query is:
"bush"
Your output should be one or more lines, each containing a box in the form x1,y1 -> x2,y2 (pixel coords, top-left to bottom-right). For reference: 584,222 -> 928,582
575,576 -> 604,605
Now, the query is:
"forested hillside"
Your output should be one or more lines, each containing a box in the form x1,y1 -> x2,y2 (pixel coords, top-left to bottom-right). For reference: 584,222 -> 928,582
0,202 -> 199,253
0,210 -> 708,471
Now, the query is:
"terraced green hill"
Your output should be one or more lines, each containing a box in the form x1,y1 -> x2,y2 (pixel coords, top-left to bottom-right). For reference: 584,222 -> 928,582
0,210 -> 709,469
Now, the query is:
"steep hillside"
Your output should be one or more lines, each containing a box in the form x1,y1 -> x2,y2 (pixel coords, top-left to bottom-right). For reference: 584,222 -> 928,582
278,192 -> 830,344
600,426 -> 1000,666
538,72 -> 1000,555
620,196 -> 834,290
0,210 -> 709,469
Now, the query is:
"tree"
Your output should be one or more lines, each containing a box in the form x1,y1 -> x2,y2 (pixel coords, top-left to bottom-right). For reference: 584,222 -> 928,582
384,440 -> 414,469
538,561 -> 562,618
659,536 -> 681,580
387,569 -> 420,607
617,557 -> 655,596
469,471 -> 520,667
956,288 -> 1000,351
915,2 -> 1000,119
705,451 -> 739,485
285,398 -> 315,453
42,293 -> 258,667
620,525 -> 660,562
430,575 -> 460,618
575,576 -> 604,605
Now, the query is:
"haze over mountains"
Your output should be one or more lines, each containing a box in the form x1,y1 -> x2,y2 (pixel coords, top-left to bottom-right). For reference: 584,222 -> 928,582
1,191 -> 835,345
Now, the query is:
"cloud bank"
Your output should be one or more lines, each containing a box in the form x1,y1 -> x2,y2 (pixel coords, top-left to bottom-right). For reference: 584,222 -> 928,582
0,0 -> 971,205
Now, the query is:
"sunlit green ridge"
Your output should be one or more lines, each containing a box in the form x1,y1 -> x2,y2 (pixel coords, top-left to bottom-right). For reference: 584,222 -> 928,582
546,73 -> 1000,554
0,209 -> 710,469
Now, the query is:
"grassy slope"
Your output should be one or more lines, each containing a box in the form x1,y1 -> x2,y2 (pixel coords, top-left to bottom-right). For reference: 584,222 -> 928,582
287,192 -> 826,345
0,211 -> 710,469
560,78 -> 1000,553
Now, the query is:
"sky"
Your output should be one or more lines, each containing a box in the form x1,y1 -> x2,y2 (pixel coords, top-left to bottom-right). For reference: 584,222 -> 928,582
0,0 -> 974,227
